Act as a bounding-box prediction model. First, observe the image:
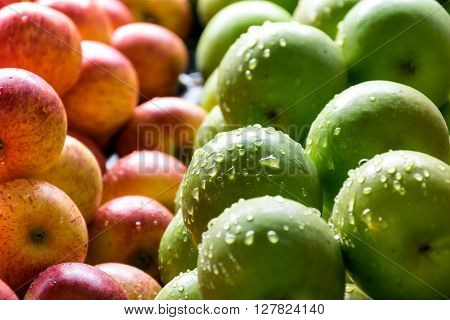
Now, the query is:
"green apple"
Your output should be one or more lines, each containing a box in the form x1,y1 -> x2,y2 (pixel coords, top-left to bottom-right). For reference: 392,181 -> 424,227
196,1 -> 290,77
293,0 -> 360,38
331,150 -> 450,299
442,103 -> 450,131
202,69 -> 219,112
158,211 -> 198,284
194,106 -> 230,150
344,284 -> 371,300
306,81 -> 449,218
197,0 -> 298,25
337,0 -> 450,108
218,22 -> 347,143
437,0 -> 450,12
174,181 -> 183,213
198,196 -> 345,299
155,269 -> 201,300
182,125 -> 322,244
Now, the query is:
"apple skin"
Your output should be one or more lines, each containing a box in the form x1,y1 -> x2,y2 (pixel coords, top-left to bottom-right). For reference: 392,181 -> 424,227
0,68 -> 67,183
0,1 -> 27,9
198,196 -> 345,299
201,69 -> 219,112
182,125 -> 322,245
193,105 -> 230,150
344,284 -> 370,300
441,103 -> 450,131
197,0 -> 298,25
102,151 -> 186,211
218,22 -> 347,144
24,263 -> 128,300
37,0 -> 113,43
97,0 -> 135,29
337,0 -> 450,108
122,0 -> 192,39
116,97 -> 206,161
63,40 -> 138,142
96,263 -> 161,300
112,22 -> 188,99
32,136 -> 102,224
155,269 -> 201,300
293,0 -> 360,38
68,130 -> 107,174
196,1 -> 290,78
331,150 -> 450,299
0,179 -> 88,293
306,81 -> 450,219
0,3 -> 81,95
0,279 -> 18,300
87,195 -> 173,280
158,210 -> 198,284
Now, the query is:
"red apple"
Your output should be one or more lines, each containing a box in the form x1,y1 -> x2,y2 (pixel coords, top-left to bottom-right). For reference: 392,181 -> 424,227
87,196 -> 173,280
97,0 -> 135,29
0,3 -> 82,95
112,22 -> 188,99
0,179 -> 88,293
63,41 -> 138,141
102,151 -> 185,211
96,263 -> 161,299
0,68 -> 67,183
116,97 -> 206,160
122,0 -> 192,39
24,262 -> 128,300
0,279 -> 17,300
33,136 -> 102,224
68,130 -> 107,173
37,0 -> 113,43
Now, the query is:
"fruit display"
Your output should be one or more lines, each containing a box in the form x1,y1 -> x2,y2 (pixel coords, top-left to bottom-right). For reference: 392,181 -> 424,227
0,0 -> 448,302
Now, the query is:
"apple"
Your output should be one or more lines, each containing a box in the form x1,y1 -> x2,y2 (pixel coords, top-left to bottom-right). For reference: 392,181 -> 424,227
24,263 -> 128,300
0,3 -> 81,95
217,22 -> 347,144
306,81 -> 449,218
96,263 -> 161,300
197,0 -> 298,25
174,181 -> 183,213
87,195 -> 173,280
155,269 -> 200,300
201,69 -> 219,112
196,1 -> 290,78
158,210 -> 198,284
68,130 -> 107,174
293,0 -> 360,38
0,179 -> 88,293
32,136 -> 102,224
345,284 -> 370,300
0,0 -> 27,9
37,0 -> 113,43
182,125 -> 322,244
0,68 -> 67,183
63,41 -> 138,142
102,151 -> 186,211
331,150 -> 450,299
122,0 -> 192,39
0,279 -> 18,300
441,103 -> 450,131
337,0 -> 450,108
97,0 -> 135,29
112,22 -> 188,99
193,106 -> 230,150
116,97 -> 206,163
198,196 -> 345,299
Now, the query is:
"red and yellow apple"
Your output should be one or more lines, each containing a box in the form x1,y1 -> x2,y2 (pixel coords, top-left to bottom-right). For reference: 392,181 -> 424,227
102,150 -> 186,211
0,3 -> 81,95
112,22 -> 188,99
68,130 -> 107,174
87,196 -> 173,280
97,0 -> 135,29
0,68 -> 67,183
63,40 -> 138,142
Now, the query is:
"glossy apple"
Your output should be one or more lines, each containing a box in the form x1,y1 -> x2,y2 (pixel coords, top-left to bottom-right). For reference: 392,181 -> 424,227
201,69 -> 218,112
87,196 -> 173,280
97,263 -> 161,300
25,263 -> 128,300
0,3 -> 81,95
0,68 -> 67,183
68,130 -> 107,174
193,105 -> 230,150
155,269 -> 200,300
